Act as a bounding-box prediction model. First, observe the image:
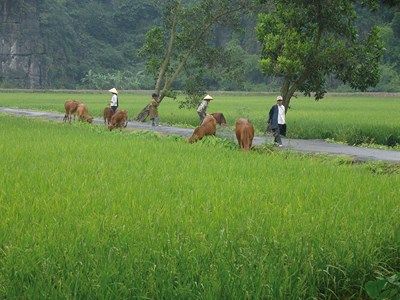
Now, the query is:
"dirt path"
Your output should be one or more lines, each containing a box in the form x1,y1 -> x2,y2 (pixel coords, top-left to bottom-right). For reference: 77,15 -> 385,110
2,107 -> 400,163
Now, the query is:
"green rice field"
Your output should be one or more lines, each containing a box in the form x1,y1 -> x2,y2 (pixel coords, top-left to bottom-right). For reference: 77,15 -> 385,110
0,91 -> 399,146
0,114 -> 399,299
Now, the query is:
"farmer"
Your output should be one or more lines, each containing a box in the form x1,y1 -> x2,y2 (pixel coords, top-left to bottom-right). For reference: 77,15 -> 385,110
197,94 -> 213,124
267,95 -> 286,147
108,88 -> 119,112
149,93 -> 160,126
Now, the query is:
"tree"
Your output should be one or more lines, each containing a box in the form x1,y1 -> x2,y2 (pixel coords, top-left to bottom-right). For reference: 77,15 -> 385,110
256,0 -> 384,111
135,0 -> 258,122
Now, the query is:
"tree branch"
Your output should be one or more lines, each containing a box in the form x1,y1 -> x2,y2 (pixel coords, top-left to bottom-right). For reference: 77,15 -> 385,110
155,9 -> 178,95
159,2 -> 249,101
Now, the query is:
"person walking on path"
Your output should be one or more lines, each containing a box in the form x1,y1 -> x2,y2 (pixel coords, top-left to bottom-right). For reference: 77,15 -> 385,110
149,93 -> 160,126
109,88 -> 119,112
197,94 -> 213,124
267,95 -> 286,147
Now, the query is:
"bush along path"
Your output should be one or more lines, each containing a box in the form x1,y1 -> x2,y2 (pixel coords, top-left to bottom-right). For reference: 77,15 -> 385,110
1,107 -> 400,163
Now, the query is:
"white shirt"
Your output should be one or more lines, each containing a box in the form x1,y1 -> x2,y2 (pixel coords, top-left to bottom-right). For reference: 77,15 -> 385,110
110,94 -> 118,106
278,104 -> 285,124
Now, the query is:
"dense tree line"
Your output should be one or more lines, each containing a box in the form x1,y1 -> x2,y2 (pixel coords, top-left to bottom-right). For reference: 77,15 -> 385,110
0,0 -> 398,91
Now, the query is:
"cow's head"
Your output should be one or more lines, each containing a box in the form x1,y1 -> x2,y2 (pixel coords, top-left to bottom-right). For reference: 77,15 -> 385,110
188,127 -> 202,143
86,115 -> 93,123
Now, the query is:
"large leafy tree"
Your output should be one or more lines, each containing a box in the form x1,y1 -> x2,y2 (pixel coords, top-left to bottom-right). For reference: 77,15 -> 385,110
135,0 -> 259,121
256,0 -> 384,111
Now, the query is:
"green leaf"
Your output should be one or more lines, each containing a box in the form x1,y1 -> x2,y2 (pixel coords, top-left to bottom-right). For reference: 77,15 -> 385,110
365,279 -> 387,298
394,226 -> 400,245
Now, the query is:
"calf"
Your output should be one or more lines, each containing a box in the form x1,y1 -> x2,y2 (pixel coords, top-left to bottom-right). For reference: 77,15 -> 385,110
235,118 -> 254,151
63,100 -> 80,123
188,114 -> 217,143
103,107 -> 114,125
108,110 -> 128,131
76,103 -> 93,123
210,112 -> 227,126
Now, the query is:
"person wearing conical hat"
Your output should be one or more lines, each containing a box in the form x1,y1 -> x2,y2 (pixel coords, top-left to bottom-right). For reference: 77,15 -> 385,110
197,94 -> 213,124
108,88 -> 119,112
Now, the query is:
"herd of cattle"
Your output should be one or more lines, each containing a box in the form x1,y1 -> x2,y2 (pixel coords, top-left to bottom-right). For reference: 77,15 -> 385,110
63,100 -> 128,130
63,100 -> 255,151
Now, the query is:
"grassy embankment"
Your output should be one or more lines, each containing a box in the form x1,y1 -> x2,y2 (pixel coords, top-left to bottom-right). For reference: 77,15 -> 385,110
0,115 -> 399,298
0,91 -> 399,146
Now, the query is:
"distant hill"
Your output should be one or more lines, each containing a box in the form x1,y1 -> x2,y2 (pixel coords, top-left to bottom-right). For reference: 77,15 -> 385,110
0,0 -> 399,91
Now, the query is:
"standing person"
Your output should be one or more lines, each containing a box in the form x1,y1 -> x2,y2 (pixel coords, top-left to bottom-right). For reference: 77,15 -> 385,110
149,93 -> 160,126
197,94 -> 213,124
108,88 -> 119,112
267,95 -> 286,147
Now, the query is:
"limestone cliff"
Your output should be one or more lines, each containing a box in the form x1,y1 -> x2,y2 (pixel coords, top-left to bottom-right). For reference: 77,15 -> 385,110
0,0 -> 46,88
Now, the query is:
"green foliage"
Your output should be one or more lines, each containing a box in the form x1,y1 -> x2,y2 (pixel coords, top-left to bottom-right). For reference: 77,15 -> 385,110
337,26 -> 383,91
138,26 -> 165,80
195,135 -> 238,150
365,273 -> 400,299
81,69 -> 154,90
136,0 -> 263,106
257,0 -> 385,103
374,65 -> 400,92
2,0 -> 400,92
35,0 -> 159,88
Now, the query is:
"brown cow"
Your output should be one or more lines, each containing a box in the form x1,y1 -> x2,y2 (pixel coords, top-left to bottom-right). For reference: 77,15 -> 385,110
103,107 -> 115,125
76,103 -> 93,123
211,112 -> 227,126
108,110 -> 128,131
235,118 -> 254,151
63,100 -> 80,123
188,114 -> 217,143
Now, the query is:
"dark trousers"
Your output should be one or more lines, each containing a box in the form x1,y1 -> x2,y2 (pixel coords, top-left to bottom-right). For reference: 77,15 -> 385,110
151,116 -> 159,126
111,106 -> 118,113
278,124 -> 287,137
198,112 -> 206,125
272,124 -> 286,145
272,128 -> 282,145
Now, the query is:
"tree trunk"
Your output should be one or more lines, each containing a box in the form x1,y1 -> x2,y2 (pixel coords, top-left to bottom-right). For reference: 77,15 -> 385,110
134,43 -> 192,122
134,2 -> 249,122
134,93 -> 166,122
135,13 -> 178,122
135,104 -> 151,122
281,78 -> 297,113
155,13 -> 178,93
281,79 -> 291,113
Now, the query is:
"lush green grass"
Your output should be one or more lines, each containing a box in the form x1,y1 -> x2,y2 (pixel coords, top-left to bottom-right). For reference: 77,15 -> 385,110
0,91 -> 399,146
0,115 -> 399,298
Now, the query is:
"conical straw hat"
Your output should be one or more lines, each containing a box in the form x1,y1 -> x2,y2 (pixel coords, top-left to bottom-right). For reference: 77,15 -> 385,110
108,88 -> 118,94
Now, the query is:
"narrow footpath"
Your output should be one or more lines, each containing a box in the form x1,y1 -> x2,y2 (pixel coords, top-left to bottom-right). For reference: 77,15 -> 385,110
2,107 -> 400,163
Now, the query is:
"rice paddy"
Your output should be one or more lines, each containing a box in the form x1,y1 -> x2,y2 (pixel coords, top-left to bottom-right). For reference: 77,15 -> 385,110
0,91 -> 399,146
0,110 -> 399,298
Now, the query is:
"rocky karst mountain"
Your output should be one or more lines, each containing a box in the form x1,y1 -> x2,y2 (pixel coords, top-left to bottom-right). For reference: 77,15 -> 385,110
0,0 -> 46,88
